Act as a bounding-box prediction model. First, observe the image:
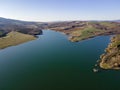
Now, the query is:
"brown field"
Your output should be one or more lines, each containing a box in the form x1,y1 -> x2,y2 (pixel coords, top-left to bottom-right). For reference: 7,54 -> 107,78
0,31 -> 36,49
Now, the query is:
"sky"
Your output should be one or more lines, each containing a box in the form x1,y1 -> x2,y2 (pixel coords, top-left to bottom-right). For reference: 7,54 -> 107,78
0,0 -> 120,22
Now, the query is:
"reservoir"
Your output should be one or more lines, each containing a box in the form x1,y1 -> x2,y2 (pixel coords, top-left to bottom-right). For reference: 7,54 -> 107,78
0,30 -> 119,90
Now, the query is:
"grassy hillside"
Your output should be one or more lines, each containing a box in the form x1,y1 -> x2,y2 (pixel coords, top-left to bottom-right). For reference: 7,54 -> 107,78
0,31 -> 36,49
0,17 -> 43,36
99,35 -> 120,69
69,25 -> 104,42
48,21 -> 120,42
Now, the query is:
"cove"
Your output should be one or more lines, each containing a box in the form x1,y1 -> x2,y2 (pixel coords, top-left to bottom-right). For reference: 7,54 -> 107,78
0,30 -> 119,90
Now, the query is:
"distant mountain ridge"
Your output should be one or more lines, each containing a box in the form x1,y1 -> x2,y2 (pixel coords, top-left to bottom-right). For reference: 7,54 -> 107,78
0,17 -> 45,25
114,20 -> 120,22
0,17 -> 44,37
0,17 -> 120,39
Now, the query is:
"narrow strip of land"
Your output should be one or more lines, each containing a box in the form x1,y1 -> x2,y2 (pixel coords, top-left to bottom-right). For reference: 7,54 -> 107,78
100,35 -> 120,69
0,31 -> 36,49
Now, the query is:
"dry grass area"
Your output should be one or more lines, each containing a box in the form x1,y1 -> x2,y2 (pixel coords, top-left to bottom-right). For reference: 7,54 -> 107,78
69,25 -> 103,42
0,31 -> 36,49
99,35 -> 120,69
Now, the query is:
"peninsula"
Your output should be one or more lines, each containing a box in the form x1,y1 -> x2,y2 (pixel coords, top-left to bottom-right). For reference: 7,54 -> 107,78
46,21 -> 120,42
100,35 -> 120,69
0,17 -> 43,49
0,31 -> 36,49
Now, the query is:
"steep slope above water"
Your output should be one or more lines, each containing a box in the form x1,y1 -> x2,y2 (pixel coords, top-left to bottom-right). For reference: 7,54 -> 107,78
100,35 -> 120,69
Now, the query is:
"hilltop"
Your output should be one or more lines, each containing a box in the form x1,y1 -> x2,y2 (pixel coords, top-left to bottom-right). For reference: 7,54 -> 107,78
0,17 -> 44,37
0,17 -> 44,49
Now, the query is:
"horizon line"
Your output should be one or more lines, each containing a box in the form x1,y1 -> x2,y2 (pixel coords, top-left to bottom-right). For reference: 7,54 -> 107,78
0,17 -> 120,22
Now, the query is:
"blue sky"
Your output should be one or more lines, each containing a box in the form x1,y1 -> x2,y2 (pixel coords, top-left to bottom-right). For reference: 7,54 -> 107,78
0,0 -> 120,21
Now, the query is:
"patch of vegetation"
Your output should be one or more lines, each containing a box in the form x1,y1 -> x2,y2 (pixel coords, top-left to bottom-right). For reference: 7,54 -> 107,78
0,31 -> 3,36
69,25 -> 103,42
0,31 -> 36,49
108,35 -> 120,48
0,30 -> 6,37
99,22 -> 116,28
100,63 -> 112,69
99,35 -> 120,70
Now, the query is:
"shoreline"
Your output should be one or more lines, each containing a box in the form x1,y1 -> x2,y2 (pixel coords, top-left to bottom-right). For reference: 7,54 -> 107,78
0,31 -> 37,49
99,35 -> 120,70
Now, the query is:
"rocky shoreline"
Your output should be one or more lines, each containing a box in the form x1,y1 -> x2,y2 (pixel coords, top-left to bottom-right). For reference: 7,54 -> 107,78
99,35 -> 120,70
